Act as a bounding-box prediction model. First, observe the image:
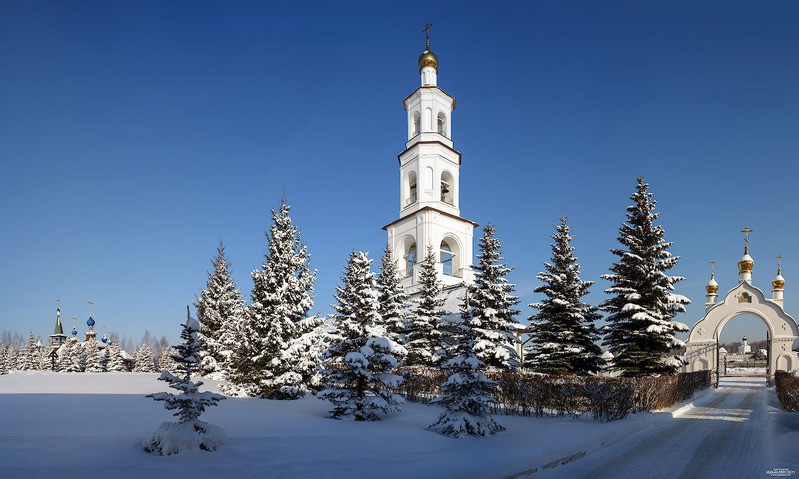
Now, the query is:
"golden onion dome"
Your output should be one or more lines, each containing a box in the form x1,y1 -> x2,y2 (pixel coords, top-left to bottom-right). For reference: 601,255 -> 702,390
738,251 -> 754,275
773,273 -> 785,289
418,48 -> 438,72
706,276 -> 719,294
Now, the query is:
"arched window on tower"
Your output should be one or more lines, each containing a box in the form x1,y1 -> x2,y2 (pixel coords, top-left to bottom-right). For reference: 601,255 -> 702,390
437,112 -> 447,137
406,243 -> 417,278
440,171 -> 454,205
406,171 -> 417,207
412,112 -> 421,137
440,240 -> 455,276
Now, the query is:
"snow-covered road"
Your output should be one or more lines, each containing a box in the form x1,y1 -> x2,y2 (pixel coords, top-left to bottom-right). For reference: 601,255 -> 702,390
535,376 -> 770,479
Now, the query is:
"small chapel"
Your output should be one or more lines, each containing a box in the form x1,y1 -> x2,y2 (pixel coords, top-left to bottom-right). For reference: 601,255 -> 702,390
382,31 -> 477,303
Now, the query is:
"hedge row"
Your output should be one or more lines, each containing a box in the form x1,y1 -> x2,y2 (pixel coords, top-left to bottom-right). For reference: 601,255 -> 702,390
395,368 -> 712,422
774,370 -> 799,411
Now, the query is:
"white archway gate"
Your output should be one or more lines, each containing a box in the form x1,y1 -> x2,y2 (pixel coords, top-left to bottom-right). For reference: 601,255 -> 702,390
684,280 -> 799,381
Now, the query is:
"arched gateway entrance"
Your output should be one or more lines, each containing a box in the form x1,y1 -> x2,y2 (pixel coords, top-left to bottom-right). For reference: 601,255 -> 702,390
683,241 -> 798,381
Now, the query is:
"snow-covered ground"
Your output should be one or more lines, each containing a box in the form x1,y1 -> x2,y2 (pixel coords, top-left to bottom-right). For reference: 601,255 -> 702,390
0,373 -> 797,478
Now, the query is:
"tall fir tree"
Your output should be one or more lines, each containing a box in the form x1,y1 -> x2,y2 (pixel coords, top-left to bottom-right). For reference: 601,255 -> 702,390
528,217 -> 603,375
134,343 -> 156,372
107,341 -> 127,372
60,341 -> 77,372
319,251 -> 405,421
405,247 -> 446,367
20,333 -> 38,371
85,342 -> 103,372
228,198 -> 323,399
429,291 -> 505,437
6,345 -> 18,371
196,241 -> 245,379
469,225 -> 522,370
601,177 -> 690,376
377,243 -> 409,347
0,345 -> 8,374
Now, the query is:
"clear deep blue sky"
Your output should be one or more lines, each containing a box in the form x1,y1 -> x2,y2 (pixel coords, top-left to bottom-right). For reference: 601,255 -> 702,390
1,1 -> 798,346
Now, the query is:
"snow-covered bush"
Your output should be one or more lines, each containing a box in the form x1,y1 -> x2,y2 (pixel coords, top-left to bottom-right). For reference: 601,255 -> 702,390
143,308 -> 226,456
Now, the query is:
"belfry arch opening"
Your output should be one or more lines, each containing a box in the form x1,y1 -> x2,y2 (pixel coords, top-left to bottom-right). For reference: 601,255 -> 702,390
404,241 -> 417,278
437,112 -> 448,137
440,170 -> 454,205
405,171 -> 417,207
440,237 -> 461,277
411,111 -> 421,137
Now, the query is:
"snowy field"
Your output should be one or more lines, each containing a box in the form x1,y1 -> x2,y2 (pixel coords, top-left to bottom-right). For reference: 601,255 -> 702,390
1,372 -> 798,479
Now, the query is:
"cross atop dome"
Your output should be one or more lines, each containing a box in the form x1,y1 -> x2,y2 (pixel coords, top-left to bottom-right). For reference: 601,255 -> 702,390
738,226 -> 754,281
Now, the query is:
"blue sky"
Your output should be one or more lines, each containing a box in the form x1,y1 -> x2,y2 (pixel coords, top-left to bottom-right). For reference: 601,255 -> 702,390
1,1 -> 797,346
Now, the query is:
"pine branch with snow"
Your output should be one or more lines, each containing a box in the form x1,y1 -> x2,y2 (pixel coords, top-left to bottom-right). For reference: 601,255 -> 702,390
429,291 -> 505,438
319,251 -> 405,421
143,308 -> 226,455
528,217 -> 603,375
469,225 -> 522,370
601,177 -> 691,376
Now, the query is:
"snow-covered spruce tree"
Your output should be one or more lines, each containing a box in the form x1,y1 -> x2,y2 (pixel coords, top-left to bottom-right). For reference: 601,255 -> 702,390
157,347 -> 179,374
429,291 -> 505,437
227,198 -> 323,399
470,225 -> 522,370
196,241 -> 245,380
0,345 -> 8,374
59,341 -> 75,372
404,247 -> 446,367
377,243 -> 409,347
76,342 -> 87,372
5,345 -> 18,371
20,333 -> 38,371
85,342 -> 103,372
134,343 -> 156,373
107,341 -> 127,372
143,307 -> 226,455
528,217 -> 603,375
319,251 -> 405,421
601,177 -> 690,376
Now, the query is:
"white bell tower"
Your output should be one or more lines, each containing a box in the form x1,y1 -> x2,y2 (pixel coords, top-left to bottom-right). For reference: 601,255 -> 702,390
382,28 -> 476,294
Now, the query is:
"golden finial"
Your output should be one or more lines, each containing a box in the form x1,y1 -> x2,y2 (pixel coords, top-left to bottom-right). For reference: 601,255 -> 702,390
88,300 -> 93,317
773,255 -> 785,289
71,316 -> 77,328
418,23 -> 439,72
706,260 -> 719,294
738,227 -> 754,275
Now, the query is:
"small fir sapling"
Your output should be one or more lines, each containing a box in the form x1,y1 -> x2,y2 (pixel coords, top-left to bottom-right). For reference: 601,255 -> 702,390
143,306 -> 226,455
